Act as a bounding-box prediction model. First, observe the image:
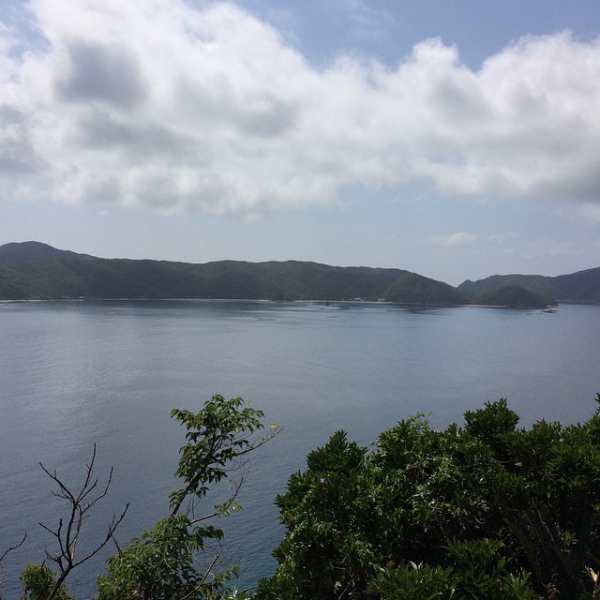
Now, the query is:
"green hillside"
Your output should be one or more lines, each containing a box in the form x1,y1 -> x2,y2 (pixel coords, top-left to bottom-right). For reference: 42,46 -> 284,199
474,285 -> 557,309
2,241 -> 597,306
459,267 -> 600,303
0,242 -> 467,305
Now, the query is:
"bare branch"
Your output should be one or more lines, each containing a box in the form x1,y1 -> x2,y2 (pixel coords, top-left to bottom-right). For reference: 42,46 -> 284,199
0,533 -> 27,593
38,444 -> 128,600
0,533 -> 27,566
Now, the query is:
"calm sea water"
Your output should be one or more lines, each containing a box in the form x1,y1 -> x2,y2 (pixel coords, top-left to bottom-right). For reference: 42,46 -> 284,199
1,300 -> 600,598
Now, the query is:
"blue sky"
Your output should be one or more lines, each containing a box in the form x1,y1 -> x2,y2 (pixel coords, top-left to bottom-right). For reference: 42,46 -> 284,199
1,0 -> 599,285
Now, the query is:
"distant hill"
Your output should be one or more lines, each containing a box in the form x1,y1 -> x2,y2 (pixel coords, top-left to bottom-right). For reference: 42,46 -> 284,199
2,242 -> 597,306
0,242 -> 466,305
473,285 -> 557,309
0,241 -> 89,265
459,267 -> 600,303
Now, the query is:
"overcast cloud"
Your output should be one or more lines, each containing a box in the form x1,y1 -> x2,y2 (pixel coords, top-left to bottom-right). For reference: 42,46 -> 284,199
1,0 -> 599,216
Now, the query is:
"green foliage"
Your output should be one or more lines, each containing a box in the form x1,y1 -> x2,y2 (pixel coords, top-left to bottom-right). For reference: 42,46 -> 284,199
96,514 -> 233,600
97,395 -> 274,600
258,397 -> 600,600
443,538 -> 539,599
10,393 -> 600,600
262,431 -> 376,599
9,394 -> 274,600
19,564 -> 72,600
463,398 -> 519,461
369,561 -> 457,600
169,396 -> 265,514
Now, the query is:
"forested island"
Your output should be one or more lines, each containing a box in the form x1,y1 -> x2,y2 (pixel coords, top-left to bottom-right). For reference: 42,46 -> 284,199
6,393 -> 600,600
2,241 -> 599,307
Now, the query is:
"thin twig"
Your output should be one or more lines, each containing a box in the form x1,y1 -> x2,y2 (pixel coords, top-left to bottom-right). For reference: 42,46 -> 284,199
37,444 -> 128,600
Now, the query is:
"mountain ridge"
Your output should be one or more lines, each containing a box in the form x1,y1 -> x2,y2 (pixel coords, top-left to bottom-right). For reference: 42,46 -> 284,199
0,241 -> 464,305
458,266 -> 600,303
1,241 -> 597,305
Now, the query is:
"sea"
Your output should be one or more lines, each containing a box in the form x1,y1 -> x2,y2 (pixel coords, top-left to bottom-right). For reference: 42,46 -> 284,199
1,299 -> 599,598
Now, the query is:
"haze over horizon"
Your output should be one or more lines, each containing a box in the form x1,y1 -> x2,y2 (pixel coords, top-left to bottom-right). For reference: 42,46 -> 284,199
1,0 -> 600,286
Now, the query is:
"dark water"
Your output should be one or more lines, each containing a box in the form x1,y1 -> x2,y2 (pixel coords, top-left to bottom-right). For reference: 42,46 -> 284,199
1,300 -> 599,597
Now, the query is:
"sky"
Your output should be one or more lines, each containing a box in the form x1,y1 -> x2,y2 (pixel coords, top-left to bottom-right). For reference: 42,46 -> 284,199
1,0 -> 599,286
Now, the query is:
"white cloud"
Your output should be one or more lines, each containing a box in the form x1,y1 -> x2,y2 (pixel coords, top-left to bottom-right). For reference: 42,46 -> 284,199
432,230 -> 521,249
332,0 -> 394,42
1,0 -> 600,215
432,231 -> 479,246
487,232 -> 519,243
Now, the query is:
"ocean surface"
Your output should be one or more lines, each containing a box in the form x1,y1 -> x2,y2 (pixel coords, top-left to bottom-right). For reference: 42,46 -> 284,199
1,299 -> 600,598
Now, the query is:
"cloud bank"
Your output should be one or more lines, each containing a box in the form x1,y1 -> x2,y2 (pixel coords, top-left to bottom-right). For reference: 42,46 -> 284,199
1,0 -> 599,215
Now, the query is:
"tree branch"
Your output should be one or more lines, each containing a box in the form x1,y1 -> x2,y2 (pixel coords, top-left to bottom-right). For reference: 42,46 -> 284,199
0,533 -> 27,596
38,444 -> 128,600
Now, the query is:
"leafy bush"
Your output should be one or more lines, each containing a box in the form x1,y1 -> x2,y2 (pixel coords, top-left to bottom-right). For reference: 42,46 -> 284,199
20,564 -> 73,600
9,395 -> 277,600
257,397 -> 600,600
6,395 -> 600,599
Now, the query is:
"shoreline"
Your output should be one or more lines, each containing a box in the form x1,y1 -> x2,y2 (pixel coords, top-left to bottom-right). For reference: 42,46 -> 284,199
1,297 -> 593,308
